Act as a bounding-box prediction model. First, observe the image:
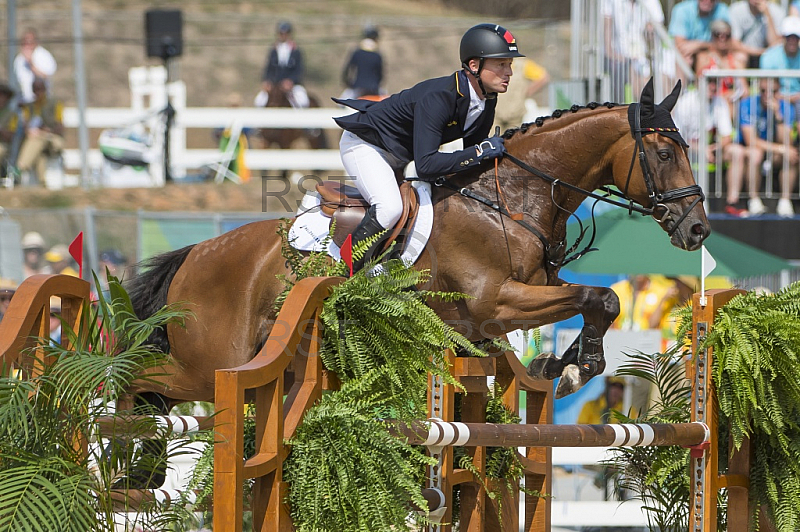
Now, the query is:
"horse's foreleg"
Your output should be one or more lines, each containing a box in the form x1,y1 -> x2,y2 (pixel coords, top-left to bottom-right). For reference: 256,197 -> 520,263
490,281 -> 619,397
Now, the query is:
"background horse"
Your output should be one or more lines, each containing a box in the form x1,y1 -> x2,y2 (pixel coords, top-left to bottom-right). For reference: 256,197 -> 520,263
259,85 -> 329,180
127,80 -> 709,410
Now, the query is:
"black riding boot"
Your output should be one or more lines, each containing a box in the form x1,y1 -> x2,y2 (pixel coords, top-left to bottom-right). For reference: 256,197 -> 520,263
350,205 -> 387,273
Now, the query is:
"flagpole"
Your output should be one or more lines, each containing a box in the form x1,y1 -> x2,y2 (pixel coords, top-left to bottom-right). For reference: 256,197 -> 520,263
700,245 -> 717,308
700,249 -> 707,307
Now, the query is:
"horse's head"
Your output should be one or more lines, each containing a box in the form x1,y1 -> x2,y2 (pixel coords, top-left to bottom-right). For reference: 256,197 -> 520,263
612,79 -> 710,251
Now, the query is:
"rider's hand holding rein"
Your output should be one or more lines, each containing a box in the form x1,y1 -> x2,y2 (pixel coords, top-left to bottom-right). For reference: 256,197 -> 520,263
476,136 -> 506,160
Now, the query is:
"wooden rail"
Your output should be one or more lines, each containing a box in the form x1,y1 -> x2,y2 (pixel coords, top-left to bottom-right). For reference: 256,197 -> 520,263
0,274 -> 90,370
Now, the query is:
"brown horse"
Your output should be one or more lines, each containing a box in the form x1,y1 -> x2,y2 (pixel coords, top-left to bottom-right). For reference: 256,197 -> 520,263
259,85 -> 329,151
127,80 -> 709,408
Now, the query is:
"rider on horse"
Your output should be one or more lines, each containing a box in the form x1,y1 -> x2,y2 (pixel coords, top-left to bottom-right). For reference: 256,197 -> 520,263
333,23 -> 525,271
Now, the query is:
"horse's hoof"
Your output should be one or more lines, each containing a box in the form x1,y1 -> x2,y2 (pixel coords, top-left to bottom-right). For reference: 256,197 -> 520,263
555,364 -> 582,398
526,352 -> 565,380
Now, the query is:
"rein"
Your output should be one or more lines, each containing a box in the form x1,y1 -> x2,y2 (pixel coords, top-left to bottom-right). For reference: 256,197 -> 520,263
429,102 -> 706,271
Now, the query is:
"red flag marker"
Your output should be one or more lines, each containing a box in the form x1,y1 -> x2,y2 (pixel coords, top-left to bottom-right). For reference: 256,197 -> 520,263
68,232 -> 84,278
340,234 -> 353,277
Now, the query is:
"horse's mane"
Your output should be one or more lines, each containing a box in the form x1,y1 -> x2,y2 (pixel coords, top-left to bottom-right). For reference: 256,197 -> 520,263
501,101 -> 624,140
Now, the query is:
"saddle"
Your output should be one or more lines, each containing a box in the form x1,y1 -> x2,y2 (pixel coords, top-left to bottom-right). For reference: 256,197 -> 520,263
316,180 -> 420,253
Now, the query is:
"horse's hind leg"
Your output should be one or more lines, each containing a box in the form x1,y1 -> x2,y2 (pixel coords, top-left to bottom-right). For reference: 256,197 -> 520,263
112,392 -> 171,489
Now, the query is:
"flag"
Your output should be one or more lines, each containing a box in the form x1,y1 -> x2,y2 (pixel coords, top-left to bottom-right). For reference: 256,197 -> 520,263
69,232 -> 84,278
340,234 -> 353,277
701,245 -> 716,279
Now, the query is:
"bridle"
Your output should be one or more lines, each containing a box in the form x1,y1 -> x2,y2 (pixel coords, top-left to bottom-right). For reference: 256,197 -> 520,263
430,101 -> 706,272
622,102 -> 705,236
501,102 -> 705,237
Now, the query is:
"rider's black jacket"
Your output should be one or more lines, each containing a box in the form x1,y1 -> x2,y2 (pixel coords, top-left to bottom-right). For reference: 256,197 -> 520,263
333,70 -> 496,180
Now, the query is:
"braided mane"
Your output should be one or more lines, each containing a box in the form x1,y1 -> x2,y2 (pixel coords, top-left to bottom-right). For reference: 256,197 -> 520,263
501,101 -> 623,139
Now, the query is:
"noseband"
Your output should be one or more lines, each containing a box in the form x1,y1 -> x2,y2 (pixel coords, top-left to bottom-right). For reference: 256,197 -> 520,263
624,102 -> 705,236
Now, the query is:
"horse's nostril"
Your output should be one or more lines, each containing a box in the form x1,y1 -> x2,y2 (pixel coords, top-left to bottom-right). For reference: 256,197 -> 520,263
691,223 -> 707,237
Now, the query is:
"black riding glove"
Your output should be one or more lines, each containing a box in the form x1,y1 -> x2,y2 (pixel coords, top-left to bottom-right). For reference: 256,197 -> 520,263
475,136 -> 506,160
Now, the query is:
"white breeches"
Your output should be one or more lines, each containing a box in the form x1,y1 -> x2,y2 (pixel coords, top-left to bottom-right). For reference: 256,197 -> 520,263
339,130 -> 404,229
288,85 -> 309,108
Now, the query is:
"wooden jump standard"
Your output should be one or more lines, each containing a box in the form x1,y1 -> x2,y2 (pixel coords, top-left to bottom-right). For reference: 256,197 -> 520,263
0,276 -> 751,531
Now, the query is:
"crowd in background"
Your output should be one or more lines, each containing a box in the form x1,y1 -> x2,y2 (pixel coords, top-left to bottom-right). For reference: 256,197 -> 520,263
0,230 -> 128,326
606,0 -> 800,217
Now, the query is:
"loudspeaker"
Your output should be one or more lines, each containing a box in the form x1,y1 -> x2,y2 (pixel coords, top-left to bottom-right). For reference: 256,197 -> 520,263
145,9 -> 183,59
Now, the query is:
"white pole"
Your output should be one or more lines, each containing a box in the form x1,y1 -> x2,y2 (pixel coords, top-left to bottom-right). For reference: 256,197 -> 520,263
72,0 -> 90,187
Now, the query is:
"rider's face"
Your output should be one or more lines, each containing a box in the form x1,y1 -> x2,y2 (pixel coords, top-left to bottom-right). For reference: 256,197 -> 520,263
478,58 -> 514,94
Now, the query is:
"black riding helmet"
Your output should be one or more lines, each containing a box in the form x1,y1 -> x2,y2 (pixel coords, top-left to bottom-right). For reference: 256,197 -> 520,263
460,23 -> 525,97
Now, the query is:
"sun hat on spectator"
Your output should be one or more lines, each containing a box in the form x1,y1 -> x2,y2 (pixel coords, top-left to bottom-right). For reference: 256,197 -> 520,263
0,278 -> 17,297
45,244 -> 70,263
781,16 -> 800,38
21,231 -> 46,250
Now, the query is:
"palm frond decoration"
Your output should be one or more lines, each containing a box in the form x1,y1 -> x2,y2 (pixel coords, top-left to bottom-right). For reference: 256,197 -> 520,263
0,274 -> 206,532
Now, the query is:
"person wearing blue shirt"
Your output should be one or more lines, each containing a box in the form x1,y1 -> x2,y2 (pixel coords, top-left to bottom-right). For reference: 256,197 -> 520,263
759,17 -> 800,102
669,0 -> 731,62
737,78 -> 798,217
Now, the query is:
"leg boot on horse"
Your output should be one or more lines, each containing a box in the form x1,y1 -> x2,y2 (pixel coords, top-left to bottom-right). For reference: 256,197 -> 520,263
527,324 -> 606,399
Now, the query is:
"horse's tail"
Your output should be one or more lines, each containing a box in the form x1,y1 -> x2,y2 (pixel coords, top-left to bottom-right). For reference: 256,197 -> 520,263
125,244 -> 195,354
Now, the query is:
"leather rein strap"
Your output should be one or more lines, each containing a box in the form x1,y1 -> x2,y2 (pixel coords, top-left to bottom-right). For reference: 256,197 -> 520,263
426,102 -> 706,270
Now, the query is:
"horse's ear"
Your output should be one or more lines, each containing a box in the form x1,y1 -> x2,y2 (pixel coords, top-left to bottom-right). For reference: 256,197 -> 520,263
660,80 -> 682,112
639,78 -> 655,110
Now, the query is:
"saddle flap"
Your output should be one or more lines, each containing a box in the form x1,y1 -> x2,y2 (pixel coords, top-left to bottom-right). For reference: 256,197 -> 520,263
328,181 -> 419,251
317,181 -> 369,216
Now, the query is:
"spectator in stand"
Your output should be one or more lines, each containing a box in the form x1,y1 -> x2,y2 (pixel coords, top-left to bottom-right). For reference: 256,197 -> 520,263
13,29 -> 57,105
737,77 -> 798,217
695,20 -> 749,113
256,21 -> 309,109
0,278 -> 17,323
673,78 -> 750,217
610,275 -> 682,333
668,0 -> 731,65
340,25 -> 384,100
45,244 -> 79,277
98,249 -> 129,289
493,57 -> 550,132
730,0 -> 785,67
21,231 -> 52,278
578,377 -> 634,424
49,296 -> 61,344
602,0 -> 665,103
12,78 -> 64,185
760,17 -> 800,112
0,84 -> 16,170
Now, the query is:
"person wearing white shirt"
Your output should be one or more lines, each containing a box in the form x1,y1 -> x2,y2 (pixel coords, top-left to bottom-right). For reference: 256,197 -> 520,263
13,29 -> 57,104
673,80 -> 751,217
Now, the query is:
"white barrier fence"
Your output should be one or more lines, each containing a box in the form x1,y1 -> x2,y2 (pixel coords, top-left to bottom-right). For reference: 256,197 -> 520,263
62,105 -> 346,179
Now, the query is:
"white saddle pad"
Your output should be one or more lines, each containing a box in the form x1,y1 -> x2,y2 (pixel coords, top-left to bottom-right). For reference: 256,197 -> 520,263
288,180 -> 434,265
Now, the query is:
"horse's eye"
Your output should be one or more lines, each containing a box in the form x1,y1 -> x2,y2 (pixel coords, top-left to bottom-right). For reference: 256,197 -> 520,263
657,150 -> 671,161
